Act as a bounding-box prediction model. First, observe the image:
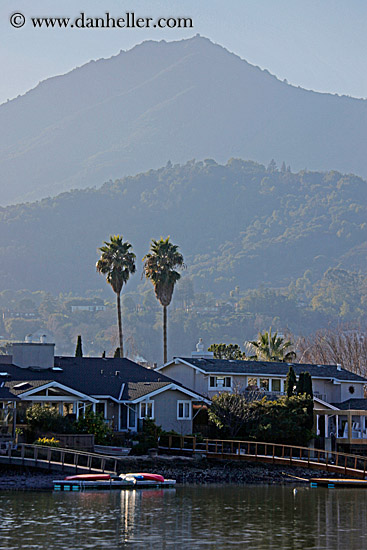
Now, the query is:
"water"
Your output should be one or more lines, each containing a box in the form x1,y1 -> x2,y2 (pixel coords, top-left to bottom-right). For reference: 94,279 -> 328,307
1,485 -> 367,549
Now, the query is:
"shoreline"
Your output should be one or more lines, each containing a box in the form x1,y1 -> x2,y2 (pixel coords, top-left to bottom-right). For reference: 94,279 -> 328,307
0,455 -> 341,491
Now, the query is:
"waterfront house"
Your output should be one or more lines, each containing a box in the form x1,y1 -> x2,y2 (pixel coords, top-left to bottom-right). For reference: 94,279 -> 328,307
157,341 -> 367,451
0,342 -> 208,435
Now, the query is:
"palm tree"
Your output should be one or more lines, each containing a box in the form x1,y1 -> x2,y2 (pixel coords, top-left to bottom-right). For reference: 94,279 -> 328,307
96,235 -> 136,358
248,328 -> 296,362
143,237 -> 184,363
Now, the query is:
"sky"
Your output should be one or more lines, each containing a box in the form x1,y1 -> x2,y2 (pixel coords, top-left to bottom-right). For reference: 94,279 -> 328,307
1,0 -> 367,105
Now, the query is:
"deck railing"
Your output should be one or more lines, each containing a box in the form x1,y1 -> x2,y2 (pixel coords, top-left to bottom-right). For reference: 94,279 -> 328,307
158,436 -> 367,478
2,444 -> 121,474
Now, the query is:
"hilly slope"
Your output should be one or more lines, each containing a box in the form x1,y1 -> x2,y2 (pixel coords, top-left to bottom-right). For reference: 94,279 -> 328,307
0,159 -> 366,293
1,36 -> 367,205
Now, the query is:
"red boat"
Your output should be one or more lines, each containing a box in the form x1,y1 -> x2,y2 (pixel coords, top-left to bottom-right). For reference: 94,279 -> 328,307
64,474 -> 111,481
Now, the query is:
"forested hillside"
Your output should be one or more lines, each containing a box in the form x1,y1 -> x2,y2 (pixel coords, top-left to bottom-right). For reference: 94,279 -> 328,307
0,158 -> 366,295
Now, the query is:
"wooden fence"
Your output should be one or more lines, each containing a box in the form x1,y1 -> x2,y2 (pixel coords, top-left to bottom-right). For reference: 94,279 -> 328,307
0,444 -> 120,474
158,436 -> 367,478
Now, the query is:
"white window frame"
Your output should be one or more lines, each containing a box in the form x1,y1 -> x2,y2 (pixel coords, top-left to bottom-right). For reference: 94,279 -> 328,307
209,376 -> 232,390
177,400 -> 192,420
139,401 -> 154,419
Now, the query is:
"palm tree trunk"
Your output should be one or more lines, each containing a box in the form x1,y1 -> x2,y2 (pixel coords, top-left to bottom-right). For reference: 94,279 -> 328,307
163,305 -> 167,363
117,292 -> 123,358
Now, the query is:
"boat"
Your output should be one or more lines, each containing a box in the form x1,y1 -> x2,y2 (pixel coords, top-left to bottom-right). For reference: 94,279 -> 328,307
125,473 -> 165,482
53,472 -> 176,491
310,478 -> 367,488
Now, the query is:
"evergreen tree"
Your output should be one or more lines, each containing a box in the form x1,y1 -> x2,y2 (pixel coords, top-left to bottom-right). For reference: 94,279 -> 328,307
281,161 -> 286,172
296,372 -> 306,394
285,366 -> 297,397
114,347 -> 121,358
75,335 -> 83,357
304,372 -> 313,398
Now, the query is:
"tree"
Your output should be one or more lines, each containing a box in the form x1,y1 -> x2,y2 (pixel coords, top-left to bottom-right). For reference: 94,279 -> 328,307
96,235 -> 136,358
143,237 -> 184,363
285,366 -> 297,397
296,327 -> 367,378
75,335 -> 83,357
296,371 -> 305,395
249,328 -> 296,362
304,372 -> 313,399
208,389 -> 256,438
208,343 -> 244,360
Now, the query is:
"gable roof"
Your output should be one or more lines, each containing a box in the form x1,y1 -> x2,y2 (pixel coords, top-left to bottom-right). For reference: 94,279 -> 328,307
1,357 -> 206,402
165,357 -> 367,383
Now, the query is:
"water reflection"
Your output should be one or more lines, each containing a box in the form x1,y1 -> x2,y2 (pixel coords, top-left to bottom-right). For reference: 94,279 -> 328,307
0,485 -> 367,549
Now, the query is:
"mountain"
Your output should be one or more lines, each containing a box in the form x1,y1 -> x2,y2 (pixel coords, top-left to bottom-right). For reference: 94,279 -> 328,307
1,36 -> 367,205
0,159 -> 366,293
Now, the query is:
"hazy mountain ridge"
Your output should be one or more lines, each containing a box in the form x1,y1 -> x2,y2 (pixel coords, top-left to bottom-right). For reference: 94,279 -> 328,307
1,36 -> 367,205
0,159 -> 366,294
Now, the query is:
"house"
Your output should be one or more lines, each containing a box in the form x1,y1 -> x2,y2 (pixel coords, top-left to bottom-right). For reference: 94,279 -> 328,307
0,341 -> 208,435
157,340 -> 367,450
0,385 -> 18,449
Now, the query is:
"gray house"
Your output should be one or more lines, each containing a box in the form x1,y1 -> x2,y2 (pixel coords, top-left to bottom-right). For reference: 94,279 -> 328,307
0,342 -> 208,435
157,344 -> 367,449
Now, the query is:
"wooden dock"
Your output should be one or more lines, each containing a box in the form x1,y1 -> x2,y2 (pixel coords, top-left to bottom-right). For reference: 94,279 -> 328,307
159,436 -> 367,479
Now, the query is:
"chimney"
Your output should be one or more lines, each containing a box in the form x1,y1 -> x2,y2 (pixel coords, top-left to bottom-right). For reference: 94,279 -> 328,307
337,363 -> 342,371
12,342 -> 55,369
25,334 -> 33,343
191,338 -> 214,359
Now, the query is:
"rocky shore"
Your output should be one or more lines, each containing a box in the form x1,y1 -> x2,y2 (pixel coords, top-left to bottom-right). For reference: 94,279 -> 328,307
0,455 -> 340,491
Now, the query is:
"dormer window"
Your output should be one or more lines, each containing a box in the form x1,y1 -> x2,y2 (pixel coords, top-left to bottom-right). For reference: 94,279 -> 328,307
209,376 -> 231,389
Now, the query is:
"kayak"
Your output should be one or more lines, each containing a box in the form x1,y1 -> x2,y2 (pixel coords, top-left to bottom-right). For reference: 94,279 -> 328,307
64,474 -> 111,481
125,473 -> 165,482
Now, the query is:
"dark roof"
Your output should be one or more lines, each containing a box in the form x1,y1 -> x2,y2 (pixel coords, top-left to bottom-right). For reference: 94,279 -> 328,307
124,381 -> 172,401
176,358 -> 367,383
0,386 -> 19,400
1,357 -> 201,401
6,380 -> 53,395
333,399 -> 367,410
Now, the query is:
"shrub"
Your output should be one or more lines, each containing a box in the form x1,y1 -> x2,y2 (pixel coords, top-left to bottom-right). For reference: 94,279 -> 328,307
129,418 -> 162,455
209,393 -> 314,446
34,437 -> 60,447
25,404 -> 74,434
73,410 -> 113,445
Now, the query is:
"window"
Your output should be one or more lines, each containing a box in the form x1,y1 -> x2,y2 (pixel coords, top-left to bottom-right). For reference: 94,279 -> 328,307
177,401 -> 192,420
209,376 -> 231,389
128,404 -> 136,429
260,378 -> 269,391
247,377 -> 258,388
139,401 -> 154,419
272,379 -> 281,392
96,401 -> 106,418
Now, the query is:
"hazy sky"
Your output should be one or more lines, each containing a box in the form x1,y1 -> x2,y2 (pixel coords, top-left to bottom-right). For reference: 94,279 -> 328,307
1,0 -> 367,105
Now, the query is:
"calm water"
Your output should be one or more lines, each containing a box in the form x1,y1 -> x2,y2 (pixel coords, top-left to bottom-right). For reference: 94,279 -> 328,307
1,485 -> 367,549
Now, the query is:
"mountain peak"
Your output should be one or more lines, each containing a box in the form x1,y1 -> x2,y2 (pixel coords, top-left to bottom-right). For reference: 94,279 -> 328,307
0,37 -> 367,205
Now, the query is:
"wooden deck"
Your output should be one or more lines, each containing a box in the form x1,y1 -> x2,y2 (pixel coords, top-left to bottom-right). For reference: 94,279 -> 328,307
0,444 -> 119,475
158,436 -> 367,479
